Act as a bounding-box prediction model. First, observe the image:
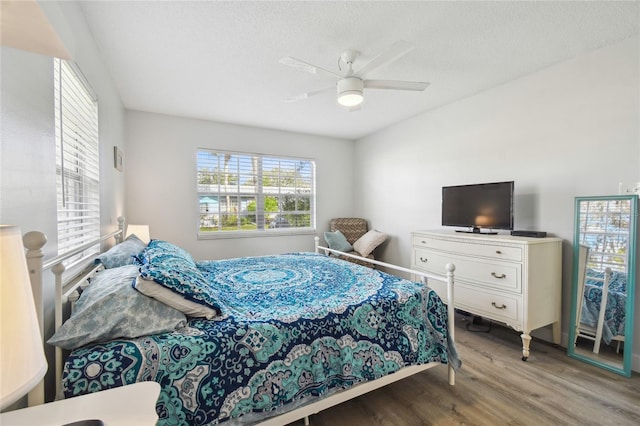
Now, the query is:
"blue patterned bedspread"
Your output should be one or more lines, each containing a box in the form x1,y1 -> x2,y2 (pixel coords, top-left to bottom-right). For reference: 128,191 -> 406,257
62,253 -> 458,425
581,268 -> 627,343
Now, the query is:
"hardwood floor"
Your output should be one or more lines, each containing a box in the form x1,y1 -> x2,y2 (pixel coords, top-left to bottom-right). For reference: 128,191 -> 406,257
290,313 -> 640,426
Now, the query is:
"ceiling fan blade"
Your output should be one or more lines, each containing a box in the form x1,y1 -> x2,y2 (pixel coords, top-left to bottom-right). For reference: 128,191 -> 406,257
354,40 -> 415,77
364,79 -> 430,91
279,56 -> 342,79
284,86 -> 334,102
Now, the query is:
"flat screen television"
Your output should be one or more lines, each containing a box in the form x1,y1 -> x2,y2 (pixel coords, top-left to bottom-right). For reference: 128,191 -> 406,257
442,181 -> 514,234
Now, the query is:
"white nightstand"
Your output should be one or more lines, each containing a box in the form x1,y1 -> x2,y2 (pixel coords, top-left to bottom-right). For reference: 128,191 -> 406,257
0,382 -> 160,426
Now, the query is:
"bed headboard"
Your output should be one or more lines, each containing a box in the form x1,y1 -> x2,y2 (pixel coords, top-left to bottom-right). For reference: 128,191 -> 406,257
23,217 -> 125,405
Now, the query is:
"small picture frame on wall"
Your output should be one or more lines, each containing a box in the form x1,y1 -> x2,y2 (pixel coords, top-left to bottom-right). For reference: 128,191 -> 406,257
113,146 -> 123,171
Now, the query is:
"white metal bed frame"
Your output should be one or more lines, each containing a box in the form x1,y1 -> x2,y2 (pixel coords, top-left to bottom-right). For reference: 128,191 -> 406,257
23,217 -> 125,406
24,222 -> 456,425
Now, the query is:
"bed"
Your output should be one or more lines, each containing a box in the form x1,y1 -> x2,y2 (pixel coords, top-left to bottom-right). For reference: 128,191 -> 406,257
581,268 -> 627,347
25,220 -> 459,425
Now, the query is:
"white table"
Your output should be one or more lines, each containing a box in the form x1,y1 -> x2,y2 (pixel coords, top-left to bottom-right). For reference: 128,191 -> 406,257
0,382 -> 160,425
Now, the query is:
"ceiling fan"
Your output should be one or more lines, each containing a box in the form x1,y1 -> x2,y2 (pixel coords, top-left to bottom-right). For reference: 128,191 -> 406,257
279,40 -> 429,110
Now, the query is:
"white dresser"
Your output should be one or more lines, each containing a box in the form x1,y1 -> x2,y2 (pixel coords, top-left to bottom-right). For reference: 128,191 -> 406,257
411,230 -> 562,360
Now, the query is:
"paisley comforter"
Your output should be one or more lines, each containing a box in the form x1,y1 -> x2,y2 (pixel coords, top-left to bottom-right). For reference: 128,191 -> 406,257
62,252 -> 458,425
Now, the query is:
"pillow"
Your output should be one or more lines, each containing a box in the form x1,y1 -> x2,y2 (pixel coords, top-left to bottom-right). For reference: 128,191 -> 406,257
134,276 -> 218,319
47,265 -> 186,350
145,239 -> 196,265
139,251 -> 224,312
353,229 -> 388,258
95,234 -> 147,269
324,230 -> 353,252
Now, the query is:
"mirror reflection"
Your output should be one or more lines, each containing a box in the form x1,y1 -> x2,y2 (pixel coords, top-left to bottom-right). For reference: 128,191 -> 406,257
569,195 -> 637,376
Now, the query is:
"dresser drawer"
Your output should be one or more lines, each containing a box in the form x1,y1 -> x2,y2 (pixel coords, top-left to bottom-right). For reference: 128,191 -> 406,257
423,280 -> 520,323
414,248 -> 521,293
412,235 -> 522,261
457,285 -> 521,323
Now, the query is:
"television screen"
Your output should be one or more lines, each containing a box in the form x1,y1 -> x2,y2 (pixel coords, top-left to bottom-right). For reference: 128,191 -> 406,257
442,181 -> 514,231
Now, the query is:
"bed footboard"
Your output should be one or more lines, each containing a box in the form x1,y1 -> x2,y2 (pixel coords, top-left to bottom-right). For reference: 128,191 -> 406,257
250,237 -> 457,425
314,236 -> 456,385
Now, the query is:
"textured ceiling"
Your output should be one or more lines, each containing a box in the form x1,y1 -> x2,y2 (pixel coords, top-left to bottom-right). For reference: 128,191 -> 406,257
79,1 -> 639,140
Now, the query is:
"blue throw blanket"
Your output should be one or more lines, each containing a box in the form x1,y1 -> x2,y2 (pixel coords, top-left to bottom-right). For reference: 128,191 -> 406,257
62,253 -> 459,425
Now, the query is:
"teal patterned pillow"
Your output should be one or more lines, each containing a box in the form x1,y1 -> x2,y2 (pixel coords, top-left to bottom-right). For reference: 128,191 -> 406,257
140,247 -> 180,265
145,239 -> 196,265
95,234 -> 146,268
47,265 -> 186,350
139,251 -> 223,312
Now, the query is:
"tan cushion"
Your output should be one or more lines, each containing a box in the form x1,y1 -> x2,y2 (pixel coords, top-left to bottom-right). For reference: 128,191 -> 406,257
353,229 -> 388,258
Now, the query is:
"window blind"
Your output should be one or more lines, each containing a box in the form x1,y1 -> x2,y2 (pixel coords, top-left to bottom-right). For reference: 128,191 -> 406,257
54,59 -> 100,259
197,149 -> 315,235
578,199 -> 629,272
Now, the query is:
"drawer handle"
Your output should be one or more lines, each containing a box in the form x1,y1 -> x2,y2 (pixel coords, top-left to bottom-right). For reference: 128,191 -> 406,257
495,250 -> 502,254
491,272 -> 506,279
419,257 -> 428,263
492,302 -> 507,310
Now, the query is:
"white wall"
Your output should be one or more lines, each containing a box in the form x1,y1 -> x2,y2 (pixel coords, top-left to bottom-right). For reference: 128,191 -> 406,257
125,110 -> 354,260
1,47 -> 58,257
353,36 -> 640,369
0,2 -> 126,401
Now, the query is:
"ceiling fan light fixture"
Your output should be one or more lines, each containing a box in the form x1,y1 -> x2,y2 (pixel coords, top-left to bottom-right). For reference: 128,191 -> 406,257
337,91 -> 363,107
337,77 -> 364,107
281,42 -> 429,108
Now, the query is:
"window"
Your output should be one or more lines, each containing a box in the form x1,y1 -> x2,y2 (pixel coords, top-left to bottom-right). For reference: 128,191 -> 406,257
197,149 -> 315,236
54,59 -> 100,260
578,199 -> 630,272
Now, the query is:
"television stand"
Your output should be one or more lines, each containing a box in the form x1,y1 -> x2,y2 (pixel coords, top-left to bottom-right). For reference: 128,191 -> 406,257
455,227 -> 497,235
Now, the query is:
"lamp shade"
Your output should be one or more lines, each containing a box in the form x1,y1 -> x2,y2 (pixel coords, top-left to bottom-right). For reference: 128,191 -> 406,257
0,225 -> 47,409
125,224 -> 150,244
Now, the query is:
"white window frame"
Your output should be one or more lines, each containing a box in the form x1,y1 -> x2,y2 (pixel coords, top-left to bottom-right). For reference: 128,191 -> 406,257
54,58 -> 100,263
197,149 -> 316,239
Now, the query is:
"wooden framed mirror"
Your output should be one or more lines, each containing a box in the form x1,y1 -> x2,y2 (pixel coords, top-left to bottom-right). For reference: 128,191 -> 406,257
568,195 -> 637,376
